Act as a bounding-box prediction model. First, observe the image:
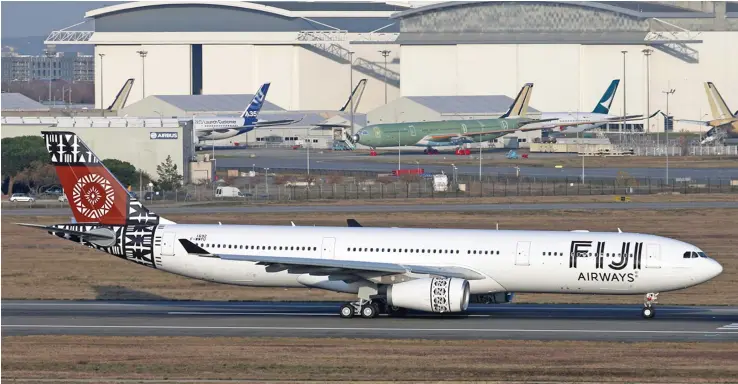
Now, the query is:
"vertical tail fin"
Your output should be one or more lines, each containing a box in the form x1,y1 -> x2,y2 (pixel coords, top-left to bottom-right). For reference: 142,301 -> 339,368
105,78 -> 135,111
241,82 -> 271,125
40,131 -> 173,226
592,79 -> 619,114
705,82 -> 734,119
339,79 -> 367,113
500,83 -> 534,118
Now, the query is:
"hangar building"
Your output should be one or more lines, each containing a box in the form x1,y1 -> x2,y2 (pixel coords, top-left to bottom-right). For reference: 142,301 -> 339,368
392,1 -> 738,133
1,117 -> 196,183
48,1 -> 407,113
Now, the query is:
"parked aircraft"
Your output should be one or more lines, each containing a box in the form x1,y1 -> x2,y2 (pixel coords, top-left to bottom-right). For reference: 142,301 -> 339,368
192,82 -> 300,143
527,79 -> 659,133
676,82 -> 738,145
18,131 -> 723,319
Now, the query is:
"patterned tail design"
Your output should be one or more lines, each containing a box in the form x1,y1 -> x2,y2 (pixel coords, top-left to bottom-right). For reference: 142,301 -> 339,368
42,131 -> 162,268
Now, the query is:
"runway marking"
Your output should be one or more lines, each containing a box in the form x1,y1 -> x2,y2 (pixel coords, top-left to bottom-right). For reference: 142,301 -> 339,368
4,324 -> 737,335
717,323 -> 738,330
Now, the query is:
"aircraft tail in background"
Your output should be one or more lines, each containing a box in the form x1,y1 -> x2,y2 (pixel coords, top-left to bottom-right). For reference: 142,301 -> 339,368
339,79 -> 367,113
106,78 -> 135,111
705,82 -> 735,120
592,79 -> 620,114
240,82 -> 271,125
500,83 -> 534,118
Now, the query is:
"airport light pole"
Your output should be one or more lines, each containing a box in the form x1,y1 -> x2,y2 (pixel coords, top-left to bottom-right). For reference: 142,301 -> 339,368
306,134 -> 310,176
478,139 -> 483,181
379,49 -> 391,104
642,49 -> 652,137
265,167 -> 270,197
621,50 -> 627,144
136,50 -> 148,99
662,87 -> 675,185
348,50 -> 355,135
98,53 -> 105,112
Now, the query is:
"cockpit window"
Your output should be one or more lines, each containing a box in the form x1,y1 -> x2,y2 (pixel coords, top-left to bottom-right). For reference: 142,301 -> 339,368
684,251 -> 702,259
683,252 -> 692,259
698,252 -> 708,258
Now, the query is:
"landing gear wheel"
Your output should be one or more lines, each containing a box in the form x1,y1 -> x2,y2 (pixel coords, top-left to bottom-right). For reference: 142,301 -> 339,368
339,303 -> 355,319
642,306 -> 655,319
361,303 -> 378,318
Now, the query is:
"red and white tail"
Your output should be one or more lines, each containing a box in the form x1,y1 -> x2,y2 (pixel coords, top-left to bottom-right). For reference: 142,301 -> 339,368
41,131 -> 172,225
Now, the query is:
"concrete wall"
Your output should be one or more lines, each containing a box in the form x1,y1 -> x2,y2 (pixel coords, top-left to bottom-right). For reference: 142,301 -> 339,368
96,44 -> 191,110
1,125 -> 189,182
399,32 -> 738,133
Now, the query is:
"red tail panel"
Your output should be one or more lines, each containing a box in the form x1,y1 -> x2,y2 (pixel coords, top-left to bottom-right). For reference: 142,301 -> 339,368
56,164 -> 128,225
43,131 -> 129,225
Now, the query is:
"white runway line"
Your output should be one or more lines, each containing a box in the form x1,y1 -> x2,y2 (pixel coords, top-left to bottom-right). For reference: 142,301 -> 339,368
4,324 -> 738,335
717,323 -> 738,330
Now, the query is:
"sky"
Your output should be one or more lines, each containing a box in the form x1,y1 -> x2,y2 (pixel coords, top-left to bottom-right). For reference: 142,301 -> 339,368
1,1 -> 121,38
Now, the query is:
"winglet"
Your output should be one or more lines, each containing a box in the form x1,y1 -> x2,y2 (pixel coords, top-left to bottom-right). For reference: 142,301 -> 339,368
179,239 -> 213,256
347,219 -> 362,227
618,228 -> 622,233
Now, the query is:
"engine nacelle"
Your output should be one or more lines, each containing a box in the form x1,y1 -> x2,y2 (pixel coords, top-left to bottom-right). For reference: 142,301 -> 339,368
386,277 -> 470,313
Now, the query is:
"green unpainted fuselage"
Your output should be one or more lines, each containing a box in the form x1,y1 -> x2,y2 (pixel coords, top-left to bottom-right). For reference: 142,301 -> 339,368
355,117 -> 537,148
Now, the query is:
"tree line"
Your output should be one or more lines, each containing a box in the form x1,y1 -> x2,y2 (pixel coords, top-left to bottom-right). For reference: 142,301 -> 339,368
2,135 -> 183,196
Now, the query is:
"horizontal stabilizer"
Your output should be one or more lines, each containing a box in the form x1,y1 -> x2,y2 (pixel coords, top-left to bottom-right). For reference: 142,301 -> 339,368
16,223 -> 115,240
178,239 -> 485,280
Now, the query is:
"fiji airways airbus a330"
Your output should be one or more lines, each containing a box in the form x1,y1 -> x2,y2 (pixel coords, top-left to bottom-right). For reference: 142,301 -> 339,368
20,131 -> 722,319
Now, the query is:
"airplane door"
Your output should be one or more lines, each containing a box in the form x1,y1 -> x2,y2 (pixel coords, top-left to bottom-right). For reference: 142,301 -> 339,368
161,232 -> 176,256
409,125 -> 417,137
515,241 -> 531,266
321,237 -> 336,259
646,243 -> 661,268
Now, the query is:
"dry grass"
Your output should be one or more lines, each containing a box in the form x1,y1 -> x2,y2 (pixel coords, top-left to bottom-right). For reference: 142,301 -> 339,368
363,151 -> 738,169
2,336 -> 738,382
2,207 -> 736,305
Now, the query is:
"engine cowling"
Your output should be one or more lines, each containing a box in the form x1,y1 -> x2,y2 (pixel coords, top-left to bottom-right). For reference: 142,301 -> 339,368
386,277 -> 470,313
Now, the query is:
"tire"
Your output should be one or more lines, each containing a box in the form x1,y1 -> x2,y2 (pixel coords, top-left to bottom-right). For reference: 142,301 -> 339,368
361,303 -> 378,318
642,307 -> 655,319
339,303 -> 354,319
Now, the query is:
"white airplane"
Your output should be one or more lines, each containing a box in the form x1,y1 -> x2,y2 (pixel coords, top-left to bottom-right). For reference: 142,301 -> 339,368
524,80 -> 660,133
192,82 -> 300,143
21,131 -> 723,320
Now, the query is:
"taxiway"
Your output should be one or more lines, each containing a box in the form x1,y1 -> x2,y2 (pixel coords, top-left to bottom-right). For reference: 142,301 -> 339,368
3,301 -> 737,342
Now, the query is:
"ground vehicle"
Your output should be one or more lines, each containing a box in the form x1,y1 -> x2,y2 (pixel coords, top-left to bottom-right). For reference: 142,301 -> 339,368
9,193 -> 35,202
58,195 -> 68,203
215,186 -> 245,197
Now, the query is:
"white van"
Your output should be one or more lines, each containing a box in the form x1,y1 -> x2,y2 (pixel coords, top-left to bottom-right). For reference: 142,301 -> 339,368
215,186 -> 244,197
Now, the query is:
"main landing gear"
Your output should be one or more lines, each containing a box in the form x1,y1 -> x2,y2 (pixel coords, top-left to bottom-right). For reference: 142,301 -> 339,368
642,292 -> 659,319
339,299 -> 407,319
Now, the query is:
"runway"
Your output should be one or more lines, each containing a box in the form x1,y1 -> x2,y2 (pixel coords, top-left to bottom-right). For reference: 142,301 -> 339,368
3,300 -> 738,342
4,201 -> 738,217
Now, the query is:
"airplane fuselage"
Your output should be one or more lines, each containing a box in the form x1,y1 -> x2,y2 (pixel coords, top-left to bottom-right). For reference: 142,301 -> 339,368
143,224 -> 720,295
532,112 -> 619,133
355,118 -> 534,148
193,117 -> 252,140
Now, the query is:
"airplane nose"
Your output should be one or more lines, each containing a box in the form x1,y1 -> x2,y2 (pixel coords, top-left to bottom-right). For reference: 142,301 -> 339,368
352,134 -> 360,143
711,260 -> 724,279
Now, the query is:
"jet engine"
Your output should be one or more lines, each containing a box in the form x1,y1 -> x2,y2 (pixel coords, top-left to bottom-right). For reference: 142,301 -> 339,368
386,277 -> 470,313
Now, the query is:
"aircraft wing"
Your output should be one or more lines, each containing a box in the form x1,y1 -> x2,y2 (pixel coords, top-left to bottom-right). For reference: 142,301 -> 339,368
253,117 -> 303,127
178,239 -> 485,280
675,119 -> 710,126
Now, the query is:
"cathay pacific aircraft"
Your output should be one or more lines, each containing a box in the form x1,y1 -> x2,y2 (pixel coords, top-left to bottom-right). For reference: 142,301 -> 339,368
525,80 -> 659,133
20,131 -> 723,320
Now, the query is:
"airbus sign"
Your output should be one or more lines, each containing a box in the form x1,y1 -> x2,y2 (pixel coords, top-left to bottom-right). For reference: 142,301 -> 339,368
150,132 -> 178,140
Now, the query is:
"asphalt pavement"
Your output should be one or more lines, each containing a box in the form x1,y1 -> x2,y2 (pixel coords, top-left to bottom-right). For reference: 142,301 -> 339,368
212,149 -> 738,180
3,300 -> 738,342
4,201 -> 738,217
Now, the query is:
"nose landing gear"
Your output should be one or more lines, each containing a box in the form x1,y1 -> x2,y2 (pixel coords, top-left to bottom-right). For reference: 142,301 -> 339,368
642,292 -> 658,319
